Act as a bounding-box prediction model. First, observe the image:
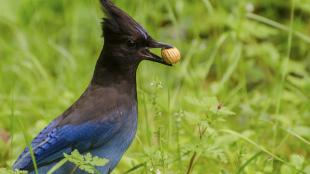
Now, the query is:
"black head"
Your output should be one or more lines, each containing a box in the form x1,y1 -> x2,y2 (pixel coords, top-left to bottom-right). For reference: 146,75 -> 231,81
100,0 -> 172,67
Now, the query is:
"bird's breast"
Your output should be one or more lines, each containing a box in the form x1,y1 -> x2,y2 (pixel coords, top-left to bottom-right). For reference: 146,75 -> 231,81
90,105 -> 138,170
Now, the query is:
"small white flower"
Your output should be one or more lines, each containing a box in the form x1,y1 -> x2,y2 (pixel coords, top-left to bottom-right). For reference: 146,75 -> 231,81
245,3 -> 255,12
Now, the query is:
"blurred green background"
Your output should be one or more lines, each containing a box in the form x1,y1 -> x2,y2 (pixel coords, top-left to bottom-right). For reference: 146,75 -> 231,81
0,0 -> 309,173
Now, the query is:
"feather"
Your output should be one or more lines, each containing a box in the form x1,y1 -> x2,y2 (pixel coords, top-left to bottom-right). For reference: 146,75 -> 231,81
99,0 -> 148,40
13,120 -> 121,171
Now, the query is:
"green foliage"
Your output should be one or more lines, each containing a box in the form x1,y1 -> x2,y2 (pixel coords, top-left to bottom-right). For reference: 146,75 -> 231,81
61,150 -> 108,174
0,168 -> 28,174
0,0 -> 309,173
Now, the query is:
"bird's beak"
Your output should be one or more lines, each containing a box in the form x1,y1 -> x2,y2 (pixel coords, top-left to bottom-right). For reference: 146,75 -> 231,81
141,39 -> 173,66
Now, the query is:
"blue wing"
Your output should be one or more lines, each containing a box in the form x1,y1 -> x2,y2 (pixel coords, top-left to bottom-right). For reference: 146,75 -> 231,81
13,83 -> 134,172
13,119 -> 120,171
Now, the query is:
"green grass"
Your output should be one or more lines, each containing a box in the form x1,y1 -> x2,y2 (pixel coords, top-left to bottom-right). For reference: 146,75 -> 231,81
0,0 -> 310,173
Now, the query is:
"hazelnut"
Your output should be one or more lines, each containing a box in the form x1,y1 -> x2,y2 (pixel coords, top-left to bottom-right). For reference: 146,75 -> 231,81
161,47 -> 181,64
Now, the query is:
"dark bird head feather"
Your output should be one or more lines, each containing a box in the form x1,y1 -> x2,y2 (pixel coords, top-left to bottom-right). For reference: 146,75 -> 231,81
101,0 -> 148,41
99,0 -> 173,67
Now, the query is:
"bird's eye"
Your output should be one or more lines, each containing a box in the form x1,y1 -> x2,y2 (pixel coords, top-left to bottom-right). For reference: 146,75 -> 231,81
127,39 -> 137,48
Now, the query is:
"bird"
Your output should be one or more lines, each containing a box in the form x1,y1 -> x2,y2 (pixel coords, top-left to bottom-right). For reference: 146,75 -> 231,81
13,0 -> 174,173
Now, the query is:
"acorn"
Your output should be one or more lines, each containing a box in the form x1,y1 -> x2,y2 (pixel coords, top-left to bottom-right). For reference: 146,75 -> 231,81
161,47 -> 181,64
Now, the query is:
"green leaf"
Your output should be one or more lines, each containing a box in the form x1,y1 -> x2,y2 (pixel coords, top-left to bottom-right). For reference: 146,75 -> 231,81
0,168 -> 28,174
63,150 -> 109,174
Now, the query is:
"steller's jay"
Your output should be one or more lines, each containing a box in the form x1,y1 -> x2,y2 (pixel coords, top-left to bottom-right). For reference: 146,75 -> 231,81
13,0 -> 174,173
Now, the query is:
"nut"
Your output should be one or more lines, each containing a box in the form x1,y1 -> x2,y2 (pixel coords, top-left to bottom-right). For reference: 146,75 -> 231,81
161,47 -> 181,64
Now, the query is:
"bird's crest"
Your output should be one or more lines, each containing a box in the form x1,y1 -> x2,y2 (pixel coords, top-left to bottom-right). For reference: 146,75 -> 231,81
99,0 -> 148,40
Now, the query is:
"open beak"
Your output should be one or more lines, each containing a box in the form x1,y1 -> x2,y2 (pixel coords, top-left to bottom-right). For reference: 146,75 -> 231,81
141,39 -> 173,66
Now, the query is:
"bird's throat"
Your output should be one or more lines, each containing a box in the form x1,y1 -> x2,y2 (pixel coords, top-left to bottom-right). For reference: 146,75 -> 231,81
91,52 -> 138,96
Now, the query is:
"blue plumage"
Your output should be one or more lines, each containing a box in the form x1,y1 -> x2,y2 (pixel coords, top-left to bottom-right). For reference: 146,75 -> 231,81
15,107 -> 137,174
14,91 -> 137,172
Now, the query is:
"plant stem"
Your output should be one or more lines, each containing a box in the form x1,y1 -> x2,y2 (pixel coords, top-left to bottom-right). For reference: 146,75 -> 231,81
186,151 -> 197,174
